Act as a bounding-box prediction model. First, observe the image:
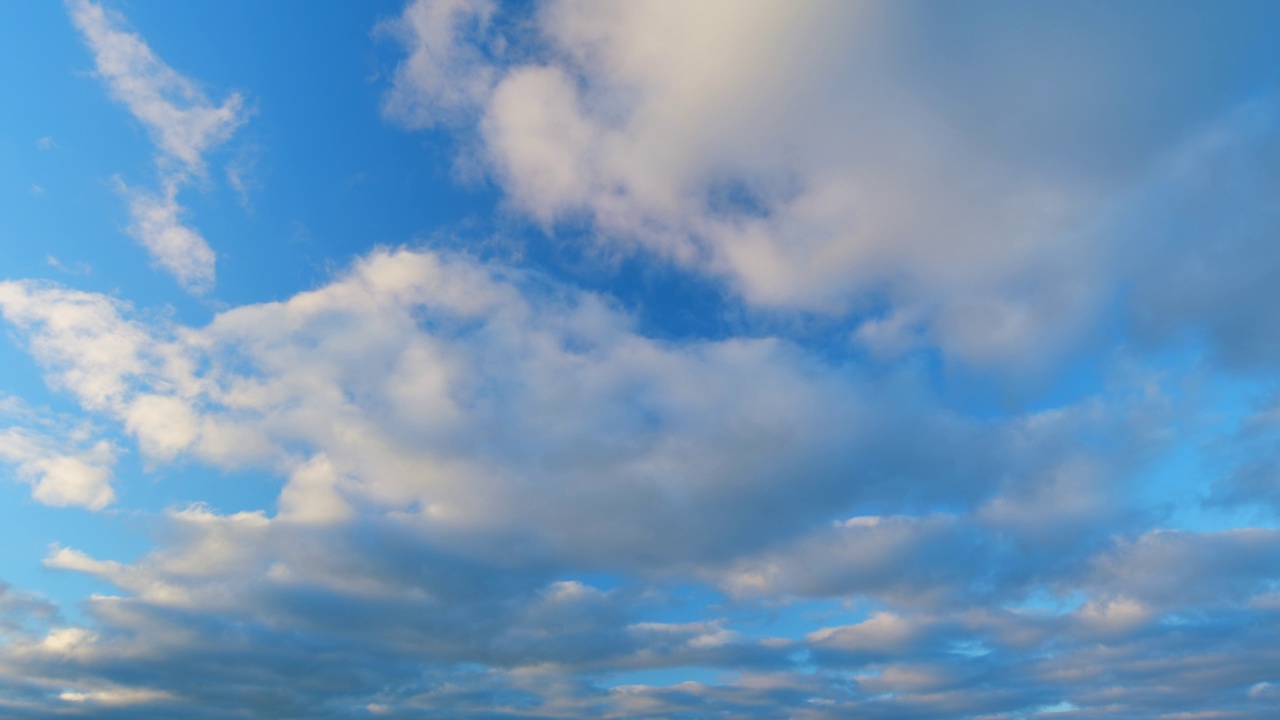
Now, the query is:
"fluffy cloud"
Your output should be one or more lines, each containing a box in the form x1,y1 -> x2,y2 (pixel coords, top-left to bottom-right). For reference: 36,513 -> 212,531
383,0 -> 1280,366
0,395 -> 117,510
0,248 -> 1165,569
0,249 -> 899,565
2,2 -> 1279,717
2,247 -> 1275,717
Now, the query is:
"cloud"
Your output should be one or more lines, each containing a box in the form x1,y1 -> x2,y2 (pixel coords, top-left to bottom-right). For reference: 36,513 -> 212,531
1,246 -> 1274,717
1125,95 -> 1280,371
0,248 -> 1169,571
3,249 -> 872,564
46,256 -> 92,276
67,0 -> 250,293
119,182 -> 217,293
380,0 -> 498,128
0,396 -> 117,511
66,0 -> 245,174
382,0 -> 1280,368
1,3 -> 1277,714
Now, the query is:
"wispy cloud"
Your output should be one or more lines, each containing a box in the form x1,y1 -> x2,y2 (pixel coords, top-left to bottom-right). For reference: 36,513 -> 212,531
119,180 -> 217,293
66,0 -> 249,294
45,255 -> 92,276
66,0 -> 245,175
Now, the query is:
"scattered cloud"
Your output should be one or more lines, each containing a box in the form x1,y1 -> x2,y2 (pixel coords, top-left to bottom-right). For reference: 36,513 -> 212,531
1,246 -> 1274,717
0,249 -> 1167,570
1,1 -> 1278,717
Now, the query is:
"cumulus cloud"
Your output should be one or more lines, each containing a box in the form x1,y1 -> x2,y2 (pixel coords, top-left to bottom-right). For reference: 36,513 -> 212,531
1,2 -> 1279,717
0,396 -> 117,511
380,0 -> 498,127
1,249 -> 875,563
67,0 -> 249,293
2,246 -> 1274,717
0,249 -> 1166,569
382,0 -> 1280,366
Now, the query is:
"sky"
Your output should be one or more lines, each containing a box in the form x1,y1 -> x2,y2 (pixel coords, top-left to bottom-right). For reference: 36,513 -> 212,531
1,0 -> 1280,717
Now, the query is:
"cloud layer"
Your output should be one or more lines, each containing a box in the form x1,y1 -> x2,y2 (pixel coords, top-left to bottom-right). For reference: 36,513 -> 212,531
0,0 -> 1278,717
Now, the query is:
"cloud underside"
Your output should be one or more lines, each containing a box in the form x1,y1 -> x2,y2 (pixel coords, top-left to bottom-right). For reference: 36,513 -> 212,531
0,248 -> 1277,717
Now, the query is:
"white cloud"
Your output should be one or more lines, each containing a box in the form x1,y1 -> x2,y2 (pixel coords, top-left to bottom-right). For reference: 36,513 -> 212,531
120,182 -> 217,293
58,687 -> 173,707
0,246 -> 1170,564
380,0 -> 497,128
1,3 -> 1278,716
0,404 -> 115,509
807,612 -> 921,654
67,0 -> 249,294
0,247 -> 1276,717
67,0 -> 245,174
0,281 -> 161,411
383,0 -> 1280,367
1,249 -> 881,564
276,454 -> 353,524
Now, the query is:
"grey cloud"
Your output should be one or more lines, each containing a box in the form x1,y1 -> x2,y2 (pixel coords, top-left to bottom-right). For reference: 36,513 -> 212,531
1082,528 -> 1280,610
1126,95 -> 1280,372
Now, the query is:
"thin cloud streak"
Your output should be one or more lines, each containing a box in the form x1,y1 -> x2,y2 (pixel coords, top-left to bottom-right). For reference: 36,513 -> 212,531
67,0 -> 249,294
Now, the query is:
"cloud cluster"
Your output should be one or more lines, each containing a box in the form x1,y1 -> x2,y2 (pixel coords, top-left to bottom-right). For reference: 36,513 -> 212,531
68,0 -> 248,293
1,247 -> 1275,717
0,248 -> 1163,567
382,0 -> 1280,368
2,526 -> 1278,717
1,0 -> 1279,717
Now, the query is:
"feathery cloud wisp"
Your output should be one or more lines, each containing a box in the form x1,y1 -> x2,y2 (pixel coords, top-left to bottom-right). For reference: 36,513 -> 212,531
67,0 -> 249,294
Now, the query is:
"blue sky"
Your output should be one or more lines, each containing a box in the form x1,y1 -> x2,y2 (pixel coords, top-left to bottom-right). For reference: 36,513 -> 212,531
2,1 -> 1280,717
